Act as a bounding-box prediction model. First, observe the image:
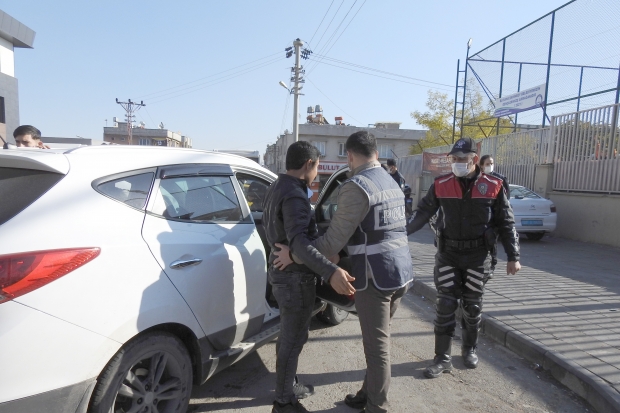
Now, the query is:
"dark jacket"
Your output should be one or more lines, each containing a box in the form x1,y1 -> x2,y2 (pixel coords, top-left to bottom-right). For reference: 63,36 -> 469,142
407,170 -> 520,262
263,173 -> 337,281
390,170 -> 406,190
491,171 -> 510,199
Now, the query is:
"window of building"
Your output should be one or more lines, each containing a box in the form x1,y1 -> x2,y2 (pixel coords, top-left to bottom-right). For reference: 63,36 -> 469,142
338,142 -> 346,157
139,138 -> 151,146
313,141 -> 326,156
378,144 -> 392,159
95,172 -> 155,210
151,176 -> 243,223
0,97 -> 5,124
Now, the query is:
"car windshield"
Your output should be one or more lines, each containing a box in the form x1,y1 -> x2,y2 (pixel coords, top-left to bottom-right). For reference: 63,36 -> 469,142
510,185 -> 540,199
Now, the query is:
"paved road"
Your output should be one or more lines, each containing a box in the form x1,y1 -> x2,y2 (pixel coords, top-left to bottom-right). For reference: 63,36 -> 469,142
188,288 -> 589,412
410,227 -> 620,413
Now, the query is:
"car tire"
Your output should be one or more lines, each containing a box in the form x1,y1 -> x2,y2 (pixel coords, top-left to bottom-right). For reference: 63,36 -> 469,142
525,232 -> 545,241
316,304 -> 349,326
89,331 -> 192,413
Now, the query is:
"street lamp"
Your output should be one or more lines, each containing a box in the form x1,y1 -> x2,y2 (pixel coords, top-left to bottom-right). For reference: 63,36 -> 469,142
279,81 -> 290,92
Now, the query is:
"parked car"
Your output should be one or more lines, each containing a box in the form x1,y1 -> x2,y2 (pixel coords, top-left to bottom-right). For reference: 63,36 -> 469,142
509,184 -> 557,240
0,146 -> 354,413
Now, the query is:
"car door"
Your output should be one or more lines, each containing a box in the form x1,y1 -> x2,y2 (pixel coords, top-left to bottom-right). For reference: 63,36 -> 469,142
141,164 -> 267,351
314,167 -> 356,310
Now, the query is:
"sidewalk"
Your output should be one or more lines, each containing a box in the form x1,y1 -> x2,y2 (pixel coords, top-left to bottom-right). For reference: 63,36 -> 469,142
409,227 -> 620,413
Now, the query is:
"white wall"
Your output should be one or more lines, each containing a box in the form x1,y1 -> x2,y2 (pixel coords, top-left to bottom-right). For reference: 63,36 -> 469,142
0,37 -> 15,77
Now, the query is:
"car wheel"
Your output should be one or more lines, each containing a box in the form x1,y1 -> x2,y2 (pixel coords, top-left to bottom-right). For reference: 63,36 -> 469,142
525,232 -> 545,241
316,304 -> 349,326
89,332 -> 192,413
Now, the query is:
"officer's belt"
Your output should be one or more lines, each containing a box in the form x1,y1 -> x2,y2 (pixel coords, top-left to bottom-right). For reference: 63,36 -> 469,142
443,238 -> 485,250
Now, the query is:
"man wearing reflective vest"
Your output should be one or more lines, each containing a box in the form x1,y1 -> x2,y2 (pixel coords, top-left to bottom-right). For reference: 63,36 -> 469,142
407,137 -> 520,378
274,131 -> 413,413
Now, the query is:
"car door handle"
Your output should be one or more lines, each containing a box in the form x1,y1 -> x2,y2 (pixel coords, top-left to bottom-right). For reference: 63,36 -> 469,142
169,258 -> 203,269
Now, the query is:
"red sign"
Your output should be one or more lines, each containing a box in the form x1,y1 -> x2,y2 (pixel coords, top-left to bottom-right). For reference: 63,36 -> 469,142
317,161 -> 347,174
423,152 -> 451,176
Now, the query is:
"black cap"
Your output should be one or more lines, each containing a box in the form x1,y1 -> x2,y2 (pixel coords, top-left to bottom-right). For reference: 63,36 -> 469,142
448,137 -> 477,156
386,158 -> 397,166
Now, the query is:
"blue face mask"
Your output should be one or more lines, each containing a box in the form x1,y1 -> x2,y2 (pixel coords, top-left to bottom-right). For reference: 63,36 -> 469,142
452,162 -> 471,177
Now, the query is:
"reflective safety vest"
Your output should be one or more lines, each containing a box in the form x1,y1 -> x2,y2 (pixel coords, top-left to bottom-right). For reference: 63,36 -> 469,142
345,166 -> 414,291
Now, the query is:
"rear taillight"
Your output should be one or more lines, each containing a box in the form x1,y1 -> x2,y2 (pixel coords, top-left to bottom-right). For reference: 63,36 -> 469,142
550,204 -> 557,213
0,248 -> 100,304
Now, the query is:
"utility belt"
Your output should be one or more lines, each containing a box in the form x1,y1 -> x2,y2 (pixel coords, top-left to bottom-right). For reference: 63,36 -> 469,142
443,238 -> 485,250
436,228 -> 495,252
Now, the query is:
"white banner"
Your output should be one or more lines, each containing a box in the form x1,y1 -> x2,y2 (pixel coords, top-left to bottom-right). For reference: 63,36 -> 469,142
317,161 -> 347,174
493,83 -> 546,117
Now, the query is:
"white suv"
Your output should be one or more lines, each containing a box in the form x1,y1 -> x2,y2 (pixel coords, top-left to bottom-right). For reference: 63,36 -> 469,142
0,145 -> 352,413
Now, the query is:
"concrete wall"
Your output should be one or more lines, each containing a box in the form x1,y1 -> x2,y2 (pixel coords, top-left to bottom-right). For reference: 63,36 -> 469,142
0,72 -> 18,141
549,192 -> 620,248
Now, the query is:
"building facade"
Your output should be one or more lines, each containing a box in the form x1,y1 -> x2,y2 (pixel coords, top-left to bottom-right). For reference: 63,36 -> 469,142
103,122 -> 192,148
0,10 -> 35,142
264,120 -> 424,200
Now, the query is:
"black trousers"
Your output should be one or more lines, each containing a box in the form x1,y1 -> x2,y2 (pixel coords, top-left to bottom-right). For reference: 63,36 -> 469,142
269,268 -> 316,405
432,247 -> 491,344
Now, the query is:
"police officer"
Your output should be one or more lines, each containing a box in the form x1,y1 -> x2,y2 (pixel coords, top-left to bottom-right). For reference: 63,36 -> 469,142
407,138 -> 520,378
479,155 -> 510,278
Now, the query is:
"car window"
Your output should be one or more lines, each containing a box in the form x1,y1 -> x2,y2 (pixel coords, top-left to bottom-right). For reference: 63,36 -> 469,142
151,175 -> 243,222
320,182 -> 342,222
96,172 -> 154,210
510,186 -> 540,199
236,173 -> 270,212
0,167 -> 65,225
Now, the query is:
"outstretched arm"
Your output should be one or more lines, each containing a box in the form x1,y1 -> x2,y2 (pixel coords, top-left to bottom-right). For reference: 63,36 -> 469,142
406,183 -> 440,235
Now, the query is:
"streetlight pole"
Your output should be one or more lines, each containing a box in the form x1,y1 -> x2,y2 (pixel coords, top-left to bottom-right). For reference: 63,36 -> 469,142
292,38 -> 304,142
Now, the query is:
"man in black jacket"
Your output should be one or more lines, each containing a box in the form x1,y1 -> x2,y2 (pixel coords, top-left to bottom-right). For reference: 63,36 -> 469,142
407,138 -> 520,378
479,155 -> 510,278
263,141 -> 354,413
386,158 -> 405,190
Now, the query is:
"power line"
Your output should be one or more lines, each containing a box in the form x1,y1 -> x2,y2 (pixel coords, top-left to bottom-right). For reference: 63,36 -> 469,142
149,57 -> 283,104
138,51 -> 282,100
306,0 -> 364,75
306,77 -> 363,125
312,0 -> 345,52
310,59 -> 454,92
309,0 -> 335,46
321,0 -> 367,57
312,54 -> 454,87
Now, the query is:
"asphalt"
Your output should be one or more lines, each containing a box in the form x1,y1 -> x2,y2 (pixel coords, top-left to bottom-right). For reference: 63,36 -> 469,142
409,227 -> 620,413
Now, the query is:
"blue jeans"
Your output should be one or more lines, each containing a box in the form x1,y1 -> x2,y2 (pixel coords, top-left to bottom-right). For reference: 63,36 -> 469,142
269,268 -> 316,405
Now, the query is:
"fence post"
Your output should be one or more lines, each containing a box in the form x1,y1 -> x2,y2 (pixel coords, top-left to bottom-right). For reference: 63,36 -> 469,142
546,116 -> 556,164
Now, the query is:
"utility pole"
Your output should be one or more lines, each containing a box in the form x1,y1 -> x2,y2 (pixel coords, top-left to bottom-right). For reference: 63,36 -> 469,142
115,98 -> 146,145
284,39 -> 312,142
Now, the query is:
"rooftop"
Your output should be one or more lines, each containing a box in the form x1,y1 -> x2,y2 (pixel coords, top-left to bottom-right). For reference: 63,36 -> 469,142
0,10 -> 36,48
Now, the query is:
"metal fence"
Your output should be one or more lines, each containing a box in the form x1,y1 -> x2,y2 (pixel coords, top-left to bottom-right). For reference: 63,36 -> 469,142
418,129 -> 550,190
550,103 -> 620,193
460,0 -> 620,132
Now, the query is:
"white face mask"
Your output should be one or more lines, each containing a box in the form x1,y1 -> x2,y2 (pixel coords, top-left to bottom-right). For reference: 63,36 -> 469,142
484,165 -> 494,174
452,162 -> 471,177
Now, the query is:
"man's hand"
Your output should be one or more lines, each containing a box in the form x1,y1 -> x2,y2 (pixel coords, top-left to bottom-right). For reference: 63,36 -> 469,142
507,261 -> 521,275
273,243 -> 293,270
329,268 -> 356,295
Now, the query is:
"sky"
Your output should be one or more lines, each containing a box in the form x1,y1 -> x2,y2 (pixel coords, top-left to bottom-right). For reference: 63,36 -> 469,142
6,0 -> 569,153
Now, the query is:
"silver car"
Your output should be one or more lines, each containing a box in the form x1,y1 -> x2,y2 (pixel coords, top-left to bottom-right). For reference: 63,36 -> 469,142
509,184 -> 557,240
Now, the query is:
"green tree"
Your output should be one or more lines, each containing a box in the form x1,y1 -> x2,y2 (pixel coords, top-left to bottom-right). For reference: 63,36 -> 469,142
410,82 -> 513,154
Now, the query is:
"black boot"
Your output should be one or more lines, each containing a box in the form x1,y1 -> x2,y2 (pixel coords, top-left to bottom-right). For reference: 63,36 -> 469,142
462,346 -> 478,368
424,335 -> 453,378
461,327 -> 479,368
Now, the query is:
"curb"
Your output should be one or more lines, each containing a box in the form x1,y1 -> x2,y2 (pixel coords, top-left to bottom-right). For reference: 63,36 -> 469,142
412,279 -> 620,413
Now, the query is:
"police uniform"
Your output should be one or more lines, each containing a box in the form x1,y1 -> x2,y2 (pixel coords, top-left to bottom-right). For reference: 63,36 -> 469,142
407,139 -> 519,378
